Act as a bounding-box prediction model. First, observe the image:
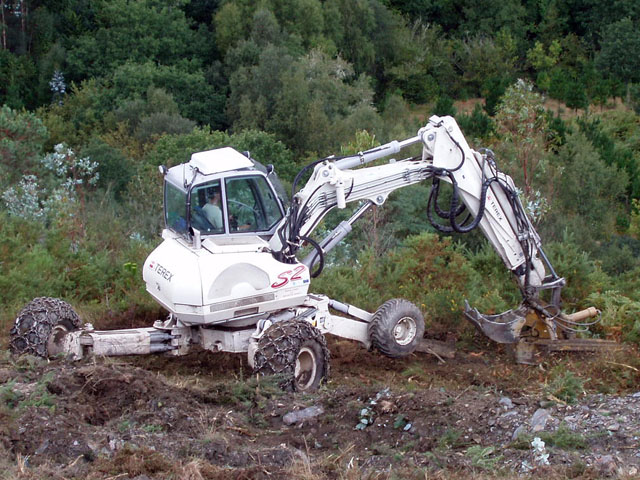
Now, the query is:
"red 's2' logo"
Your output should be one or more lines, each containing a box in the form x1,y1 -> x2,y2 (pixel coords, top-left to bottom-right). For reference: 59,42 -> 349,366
271,265 -> 306,288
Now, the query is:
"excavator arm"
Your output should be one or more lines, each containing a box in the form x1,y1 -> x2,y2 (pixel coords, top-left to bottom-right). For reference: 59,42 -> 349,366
269,115 -> 599,348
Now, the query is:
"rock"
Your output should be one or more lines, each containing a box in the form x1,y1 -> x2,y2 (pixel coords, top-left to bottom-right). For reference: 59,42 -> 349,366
379,400 -> 396,413
499,397 -> 514,409
607,423 -> 620,432
512,425 -> 526,441
283,406 -> 324,425
595,454 -> 618,477
530,409 -> 551,433
497,411 -> 517,428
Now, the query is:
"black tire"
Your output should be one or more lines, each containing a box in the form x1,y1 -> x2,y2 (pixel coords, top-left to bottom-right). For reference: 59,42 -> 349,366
253,319 -> 330,392
9,297 -> 82,357
369,299 -> 425,358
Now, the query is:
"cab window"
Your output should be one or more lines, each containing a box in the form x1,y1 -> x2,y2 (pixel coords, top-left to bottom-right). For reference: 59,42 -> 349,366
189,180 -> 224,234
165,182 -> 188,235
225,176 -> 283,232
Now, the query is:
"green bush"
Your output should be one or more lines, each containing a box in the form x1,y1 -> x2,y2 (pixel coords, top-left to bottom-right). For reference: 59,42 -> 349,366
313,232 -> 519,331
585,291 -> 640,344
546,368 -> 586,404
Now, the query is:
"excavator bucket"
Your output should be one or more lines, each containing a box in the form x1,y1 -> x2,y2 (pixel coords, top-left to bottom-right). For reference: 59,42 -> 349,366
464,301 -> 530,344
465,300 -> 619,364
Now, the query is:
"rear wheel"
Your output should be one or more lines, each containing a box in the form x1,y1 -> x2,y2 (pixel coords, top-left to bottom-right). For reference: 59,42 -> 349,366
9,297 -> 82,358
369,299 -> 425,358
253,319 -> 330,392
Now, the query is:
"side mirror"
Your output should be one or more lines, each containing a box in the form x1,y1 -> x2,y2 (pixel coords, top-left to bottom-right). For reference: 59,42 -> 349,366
158,165 -> 168,176
266,164 -> 274,175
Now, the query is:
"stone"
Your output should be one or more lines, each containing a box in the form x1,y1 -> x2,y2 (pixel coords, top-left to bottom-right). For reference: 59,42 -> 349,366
530,409 -> 551,433
606,423 -> 620,432
595,454 -> 617,477
499,397 -> 514,409
283,406 -> 324,426
512,425 -> 526,441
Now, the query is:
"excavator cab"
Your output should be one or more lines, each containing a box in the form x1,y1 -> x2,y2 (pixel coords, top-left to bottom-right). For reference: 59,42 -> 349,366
161,147 -> 287,241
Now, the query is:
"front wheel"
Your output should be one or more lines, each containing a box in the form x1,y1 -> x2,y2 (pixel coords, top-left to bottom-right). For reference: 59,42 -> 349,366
369,299 -> 425,358
9,297 -> 82,358
253,319 -> 330,392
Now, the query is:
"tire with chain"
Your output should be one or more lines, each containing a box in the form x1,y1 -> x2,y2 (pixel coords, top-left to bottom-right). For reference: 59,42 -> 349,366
369,299 -> 425,358
253,318 -> 330,392
9,297 -> 82,357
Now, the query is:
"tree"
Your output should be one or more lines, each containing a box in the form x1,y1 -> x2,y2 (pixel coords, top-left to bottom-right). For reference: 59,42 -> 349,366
0,105 -> 48,186
494,79 -> 549,199
597,18 -> 640,86
545,131 -> 628,250
453,31 -> 517,98
110,61 -> 227,128
65,0 -> 207,81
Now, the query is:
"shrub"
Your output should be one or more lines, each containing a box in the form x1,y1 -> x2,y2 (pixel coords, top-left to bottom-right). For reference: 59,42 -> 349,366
546,368 -> 586,404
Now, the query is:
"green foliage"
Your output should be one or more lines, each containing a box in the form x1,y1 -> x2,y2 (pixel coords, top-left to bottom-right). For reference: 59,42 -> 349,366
147,127 -> 297,181
0,105 -> 48,186
597,18 -> 640,85
65,0 -> 206,80
466,445 -> 503,470
585,291 -> 640,344
545,132 -> 628,250
81,140 -> 133,199
577,112 -> 640,201
539,424 -> 588,450
437,428 -> 462,450
542,235 -> 610,308
0,50 -> 38,109
453,33 -> 518,99
228,48 -> 380,156
39,79 -> 111,148
433,96 -> 456,117
494,79 -> 548,198
314,233 -> 516,330
457,103 -> 495,141
546,368 -> 586,404
0,381 -> 20,409
110,62 -> 226,128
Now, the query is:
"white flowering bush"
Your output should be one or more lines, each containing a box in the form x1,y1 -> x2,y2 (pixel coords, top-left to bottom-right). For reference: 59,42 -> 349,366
2,144 -> 99,232
1,175 -> 45,220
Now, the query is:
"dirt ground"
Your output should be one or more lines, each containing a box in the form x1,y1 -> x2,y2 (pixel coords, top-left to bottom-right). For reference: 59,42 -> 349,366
1,328 -> 640,480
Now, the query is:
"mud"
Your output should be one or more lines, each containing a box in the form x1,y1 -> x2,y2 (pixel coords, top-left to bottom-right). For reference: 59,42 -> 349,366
1,338 -> 640,479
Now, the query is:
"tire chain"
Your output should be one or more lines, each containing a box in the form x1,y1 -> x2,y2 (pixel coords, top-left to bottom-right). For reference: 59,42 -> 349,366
253,318 -> 330,391
9,297 -> 82,357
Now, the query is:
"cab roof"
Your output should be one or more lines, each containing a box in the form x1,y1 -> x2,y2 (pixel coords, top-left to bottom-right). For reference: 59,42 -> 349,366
189,147 -> 254,175
166,147 -> 256,189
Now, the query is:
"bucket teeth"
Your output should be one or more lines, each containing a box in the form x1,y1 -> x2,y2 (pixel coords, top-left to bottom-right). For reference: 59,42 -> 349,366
463,300 -> 530,344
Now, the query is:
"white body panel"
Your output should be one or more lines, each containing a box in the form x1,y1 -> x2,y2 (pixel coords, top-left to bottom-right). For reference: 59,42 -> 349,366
143,230 -> 310,326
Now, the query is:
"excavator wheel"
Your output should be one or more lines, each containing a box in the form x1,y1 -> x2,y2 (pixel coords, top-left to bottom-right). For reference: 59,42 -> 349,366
369,299 -> 425,358
253,318 -> 330,392
9,297 -> 82,358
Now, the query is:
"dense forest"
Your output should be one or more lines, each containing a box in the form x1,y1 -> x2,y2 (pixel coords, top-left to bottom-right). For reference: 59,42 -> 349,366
1,0 -> 640,343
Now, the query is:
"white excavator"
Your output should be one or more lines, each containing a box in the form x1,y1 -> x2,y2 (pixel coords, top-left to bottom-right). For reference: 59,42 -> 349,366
10,116 -> 605,390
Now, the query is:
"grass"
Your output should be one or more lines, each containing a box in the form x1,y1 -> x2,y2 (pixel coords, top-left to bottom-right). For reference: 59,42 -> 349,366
510,424 -> 588,451
466,445 -> 503,470
437,428 -> 464,450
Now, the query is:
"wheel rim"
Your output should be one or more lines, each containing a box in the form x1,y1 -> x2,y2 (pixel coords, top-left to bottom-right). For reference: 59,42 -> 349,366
46,324 -> 70,356
393,316 -> 417,346
294,346 -> 318,391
